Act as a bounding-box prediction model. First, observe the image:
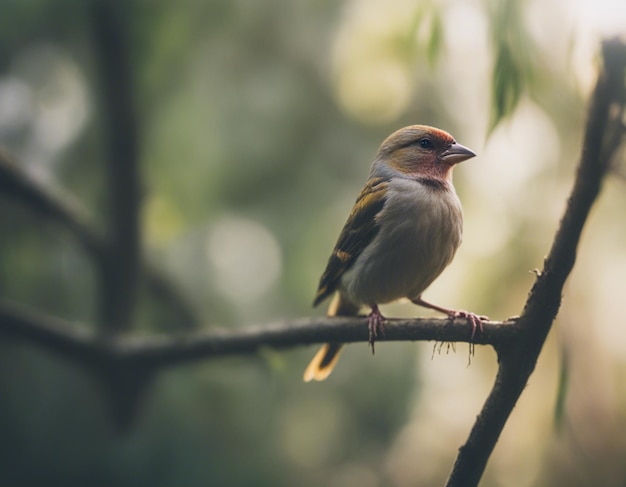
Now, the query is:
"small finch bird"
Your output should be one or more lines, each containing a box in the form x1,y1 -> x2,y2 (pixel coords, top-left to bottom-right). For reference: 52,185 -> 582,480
304,125 -> 486,382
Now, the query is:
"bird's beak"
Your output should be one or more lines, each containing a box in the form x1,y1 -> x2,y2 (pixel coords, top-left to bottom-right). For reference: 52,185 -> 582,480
440,143 -> 476,165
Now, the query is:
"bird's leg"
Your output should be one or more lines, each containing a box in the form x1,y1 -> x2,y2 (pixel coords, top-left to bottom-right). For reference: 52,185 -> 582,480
411,297 -> 488,340
367,305 -> 385,355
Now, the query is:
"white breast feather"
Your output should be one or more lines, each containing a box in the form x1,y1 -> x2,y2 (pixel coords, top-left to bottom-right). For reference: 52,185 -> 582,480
340,177 -> 463,306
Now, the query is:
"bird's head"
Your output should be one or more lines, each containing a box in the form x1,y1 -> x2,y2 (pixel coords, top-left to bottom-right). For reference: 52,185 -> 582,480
373,125 -> 476,183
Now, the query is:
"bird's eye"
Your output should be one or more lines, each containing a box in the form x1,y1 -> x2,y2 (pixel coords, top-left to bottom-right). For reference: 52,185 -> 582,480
418,138 -> 433,149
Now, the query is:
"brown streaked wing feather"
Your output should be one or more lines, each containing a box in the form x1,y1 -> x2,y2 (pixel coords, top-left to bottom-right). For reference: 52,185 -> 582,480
313,177 -> 388,306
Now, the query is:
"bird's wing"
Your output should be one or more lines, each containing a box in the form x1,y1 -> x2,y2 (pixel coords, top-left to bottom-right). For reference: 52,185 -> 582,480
313,177 -> 388,306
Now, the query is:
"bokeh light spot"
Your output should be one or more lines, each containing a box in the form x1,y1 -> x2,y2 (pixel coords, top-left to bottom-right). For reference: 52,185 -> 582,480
144,196 -> 185,245
336,59 -> 411,124
206,216 -> 283,304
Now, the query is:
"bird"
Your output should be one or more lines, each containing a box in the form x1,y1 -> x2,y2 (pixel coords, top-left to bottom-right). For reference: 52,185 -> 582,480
303,124 -> 486,382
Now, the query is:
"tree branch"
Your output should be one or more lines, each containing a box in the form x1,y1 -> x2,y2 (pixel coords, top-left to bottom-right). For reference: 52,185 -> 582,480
445,38 -> 626,487
0,299 -> 517,370
0,148 -> 198,330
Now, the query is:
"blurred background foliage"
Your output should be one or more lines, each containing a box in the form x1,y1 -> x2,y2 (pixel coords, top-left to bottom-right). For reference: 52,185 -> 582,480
0,0 -> 625,486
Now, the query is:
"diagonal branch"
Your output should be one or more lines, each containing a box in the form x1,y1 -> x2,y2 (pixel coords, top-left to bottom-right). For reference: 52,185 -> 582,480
0,147 -> 106,257
445,38 -> 626,487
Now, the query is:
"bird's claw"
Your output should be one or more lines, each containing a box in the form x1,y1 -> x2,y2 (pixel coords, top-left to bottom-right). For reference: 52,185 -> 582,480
367,306 -> 386,355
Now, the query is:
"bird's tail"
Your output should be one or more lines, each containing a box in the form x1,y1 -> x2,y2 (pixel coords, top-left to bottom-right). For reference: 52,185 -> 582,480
303,293 -> 360,382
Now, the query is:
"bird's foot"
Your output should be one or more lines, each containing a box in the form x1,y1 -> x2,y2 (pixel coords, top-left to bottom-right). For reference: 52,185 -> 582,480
411,297 -> 487,341
447,310 -> 488,362
367,305 -> 386,355
411,297 -> 487,362
411,297 -> 489,342
447,310 -> 488,341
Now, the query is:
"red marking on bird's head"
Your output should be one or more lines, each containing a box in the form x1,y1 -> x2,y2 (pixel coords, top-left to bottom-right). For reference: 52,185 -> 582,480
376,125 -> 475,182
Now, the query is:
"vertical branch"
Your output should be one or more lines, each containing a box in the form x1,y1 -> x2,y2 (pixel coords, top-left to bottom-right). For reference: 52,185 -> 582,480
90,0 -> 142,333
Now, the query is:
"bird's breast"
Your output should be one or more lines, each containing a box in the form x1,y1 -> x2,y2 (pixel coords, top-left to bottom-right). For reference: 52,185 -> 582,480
340,177 -> 463,305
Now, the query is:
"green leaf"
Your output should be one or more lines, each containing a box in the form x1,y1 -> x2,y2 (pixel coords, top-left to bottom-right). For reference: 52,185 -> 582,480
490,44 -> 523,131
486,0 -> 536,132
554,346 -> 569,432
399,1 -> 444,68
426,10 -> 443,69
